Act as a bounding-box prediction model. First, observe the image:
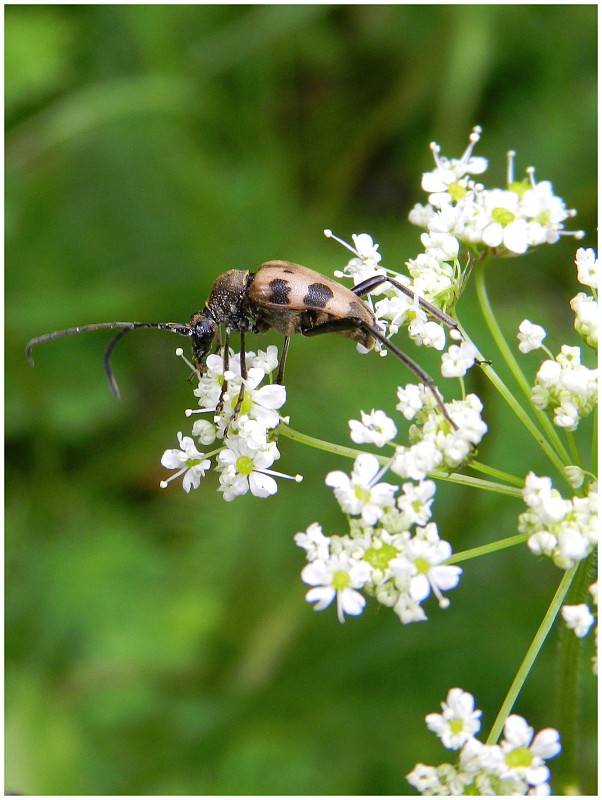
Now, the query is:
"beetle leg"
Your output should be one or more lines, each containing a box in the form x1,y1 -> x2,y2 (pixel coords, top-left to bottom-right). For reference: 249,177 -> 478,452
231,331 -> 247,420
276,336 -> 290,385
351,274 -> 459,332
302,317 -> 456,429
215,328 -> 231,415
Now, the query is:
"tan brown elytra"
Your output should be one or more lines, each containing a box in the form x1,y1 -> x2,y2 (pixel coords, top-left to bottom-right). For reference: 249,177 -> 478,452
25,260 -> 459,427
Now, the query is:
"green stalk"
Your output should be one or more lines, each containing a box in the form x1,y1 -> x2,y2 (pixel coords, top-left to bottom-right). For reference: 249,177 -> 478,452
473,262 -> 572,471
448,533 -> 528,564
555,555 -> 597,790
277,422 -> 522,497
486,567 -> 576,745
467,459 -> 524,487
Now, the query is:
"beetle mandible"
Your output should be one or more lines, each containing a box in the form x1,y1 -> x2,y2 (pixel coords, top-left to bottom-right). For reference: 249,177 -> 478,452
25,260 -> 459,427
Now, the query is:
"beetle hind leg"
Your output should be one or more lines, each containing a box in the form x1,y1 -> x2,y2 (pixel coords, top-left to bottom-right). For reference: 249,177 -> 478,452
302,316 -> 456,429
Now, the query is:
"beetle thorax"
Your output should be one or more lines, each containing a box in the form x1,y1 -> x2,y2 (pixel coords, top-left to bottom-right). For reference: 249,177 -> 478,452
205,269 -> 253,328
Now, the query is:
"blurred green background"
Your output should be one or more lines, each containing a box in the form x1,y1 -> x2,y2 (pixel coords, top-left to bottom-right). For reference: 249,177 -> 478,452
6,5 -> 597,795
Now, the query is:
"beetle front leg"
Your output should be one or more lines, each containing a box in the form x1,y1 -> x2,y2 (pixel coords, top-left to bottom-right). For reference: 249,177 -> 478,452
215,329 -> 231,415
231,330 -> 247,420
276,336 -> 290,385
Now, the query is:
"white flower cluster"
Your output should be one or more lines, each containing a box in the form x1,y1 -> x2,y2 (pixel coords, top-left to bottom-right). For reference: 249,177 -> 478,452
324,229 -> 474,378
392,388 -> 488,480
296,453 -> 462,624
160,347 -> 302,498
561,580 -> 597,675
407,688 -> 561,796
570,247 -> 598,350
516,248 -> 599,432
409,126 -> 584,256
519,472 -> 598,569
531,345 -> 598,430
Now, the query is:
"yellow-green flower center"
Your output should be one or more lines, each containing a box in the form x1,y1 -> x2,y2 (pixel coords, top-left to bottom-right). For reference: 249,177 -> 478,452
332,570 -> 351,590
186,458 -> 202,468
448,181 -> 467,201
449,717 -> 465,735
491,207 -> 516,226
414,557 -> 431,574
354,486 -> 371,504
364,543 -> 398,570
506,746 -> 532,769
236,455 -> 254,475
508,178 -> 529,197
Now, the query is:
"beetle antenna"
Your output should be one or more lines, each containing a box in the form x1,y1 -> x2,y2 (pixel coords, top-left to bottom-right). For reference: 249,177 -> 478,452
25,321 -> 191,397
362,322 -> 458,430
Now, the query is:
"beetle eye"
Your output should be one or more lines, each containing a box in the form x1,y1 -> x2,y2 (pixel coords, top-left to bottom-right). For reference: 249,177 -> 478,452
193,318 -> 215,340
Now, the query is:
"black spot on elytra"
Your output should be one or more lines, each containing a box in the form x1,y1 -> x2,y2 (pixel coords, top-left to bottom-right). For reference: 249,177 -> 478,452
304,282 -> 334,309
268,278 -> 291,305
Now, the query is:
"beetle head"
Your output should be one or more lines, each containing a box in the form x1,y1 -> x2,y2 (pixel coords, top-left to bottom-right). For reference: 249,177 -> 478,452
188,312 -> 218,369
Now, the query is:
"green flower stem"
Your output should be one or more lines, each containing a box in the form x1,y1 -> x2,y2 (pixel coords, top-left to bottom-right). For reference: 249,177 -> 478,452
277,422 -> 369,461
486,566 -> 576,745
277,422 -> 522,497
556,555 -> 596,788
473,262 -> 572,471
564,430 -> 582,470
448,533 -> 528,564
467,459 -> 524,487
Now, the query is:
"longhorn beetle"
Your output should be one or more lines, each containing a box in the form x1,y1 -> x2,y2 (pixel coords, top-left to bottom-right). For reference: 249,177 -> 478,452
25,260 -> 460,427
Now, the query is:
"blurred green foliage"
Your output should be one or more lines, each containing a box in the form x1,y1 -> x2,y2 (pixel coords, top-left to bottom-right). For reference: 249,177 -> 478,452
6,5 -> 597,795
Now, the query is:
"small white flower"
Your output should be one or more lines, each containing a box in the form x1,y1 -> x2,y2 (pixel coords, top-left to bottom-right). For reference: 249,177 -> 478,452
575,247 -> 598,289
441,339 -> 478,377
570,291 -> 598,350
231,416 -> 272,450
249,345 -> 280,374
420,230 -> 460,262
191,418 -> 217,445
351,233 -> 382,264
421,126 -> 487,207
160,432 -> 211,492
499,715 -> 561,788
522,472 -> 570,523
349,409 -> 397,447
325,229 -> 385,283
391,533 -> 462,609
237,369 -> 287,429
294,522 -> 331,561
390,439 -> 442,481
409,317 -> 447,351
396,383 -> 429,420
425,688 -> 482,750
217,438 -> 284,501
518,319 -> 547,353
301,554 -> 372,622
561,603 -> 595,638
406,763 -> 443,794
393,592 -> 428,624
396,480 -> 436,526
326,453 -> 398,525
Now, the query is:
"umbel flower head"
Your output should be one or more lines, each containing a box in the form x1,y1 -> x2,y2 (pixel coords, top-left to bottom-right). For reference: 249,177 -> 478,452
296,444 -> 463,625
409,126 -> 584,256
159,347 -> 302,498
519,472 -> 597,569
517,247 -> 598,431
407,689 -> 561,796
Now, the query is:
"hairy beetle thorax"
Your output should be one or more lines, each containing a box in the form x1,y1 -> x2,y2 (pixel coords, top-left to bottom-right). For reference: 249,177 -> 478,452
205,270 -> 254,328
